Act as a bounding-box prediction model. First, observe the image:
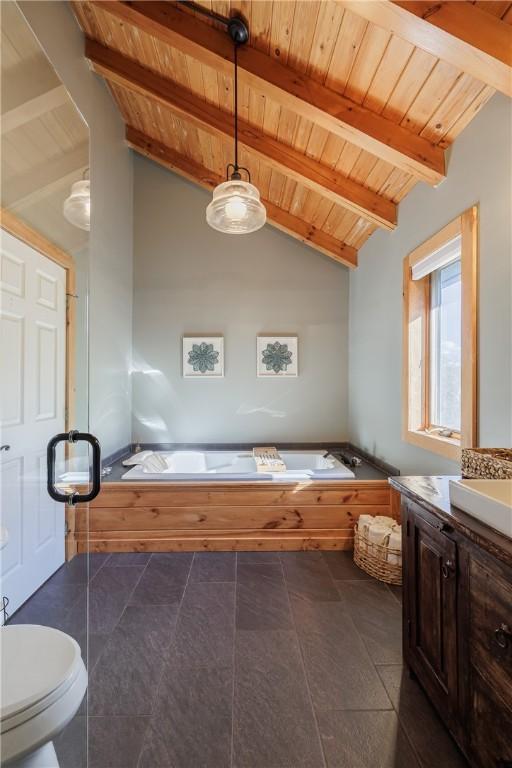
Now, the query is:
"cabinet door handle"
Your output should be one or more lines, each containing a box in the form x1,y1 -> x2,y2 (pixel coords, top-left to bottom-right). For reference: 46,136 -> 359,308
494,623 -> 511,650
441,559 -> 454,579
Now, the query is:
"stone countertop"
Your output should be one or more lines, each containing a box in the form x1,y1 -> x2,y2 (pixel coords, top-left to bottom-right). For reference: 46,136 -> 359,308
390,475 -> 512,567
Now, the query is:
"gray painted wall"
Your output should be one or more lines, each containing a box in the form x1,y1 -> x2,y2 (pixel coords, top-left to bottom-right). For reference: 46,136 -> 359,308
132,154 -> 349,444
349,93 -> 512,476
19,1 -> 133,458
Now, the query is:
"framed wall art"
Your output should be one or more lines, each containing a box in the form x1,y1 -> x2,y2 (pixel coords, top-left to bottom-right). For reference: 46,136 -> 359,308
183,336 -> 224,378
257,335 -> 298,377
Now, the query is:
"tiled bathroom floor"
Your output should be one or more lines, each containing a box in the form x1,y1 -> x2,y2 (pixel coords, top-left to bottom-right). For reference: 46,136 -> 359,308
10,551 -> 468,768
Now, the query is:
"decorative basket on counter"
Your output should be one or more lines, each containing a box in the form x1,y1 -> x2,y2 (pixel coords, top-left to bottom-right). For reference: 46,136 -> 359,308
461,448 -> 512,480
353,524 -> 402,585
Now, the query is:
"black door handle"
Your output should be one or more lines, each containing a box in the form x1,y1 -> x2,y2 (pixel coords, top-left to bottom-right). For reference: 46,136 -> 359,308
47,431 -> 101,505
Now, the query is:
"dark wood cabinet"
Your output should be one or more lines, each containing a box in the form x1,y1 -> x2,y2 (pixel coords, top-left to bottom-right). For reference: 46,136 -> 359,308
394,478 -> 512,768
470,668 -> 512,768
404,503 -> 458,721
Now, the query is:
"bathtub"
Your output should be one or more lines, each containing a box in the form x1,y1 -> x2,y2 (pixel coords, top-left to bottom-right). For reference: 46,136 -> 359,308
121,449 -> 355,481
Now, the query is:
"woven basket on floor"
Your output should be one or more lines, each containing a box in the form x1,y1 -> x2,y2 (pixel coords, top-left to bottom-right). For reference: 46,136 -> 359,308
353,524 -> 402,585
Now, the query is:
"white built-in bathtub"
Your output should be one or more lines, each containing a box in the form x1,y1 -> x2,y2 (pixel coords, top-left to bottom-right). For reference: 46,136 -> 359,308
121,449 -> 355,481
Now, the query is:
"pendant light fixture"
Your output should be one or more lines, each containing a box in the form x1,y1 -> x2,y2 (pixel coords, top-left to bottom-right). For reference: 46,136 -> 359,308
63,168 -> 90,231
206,18 -> 266,234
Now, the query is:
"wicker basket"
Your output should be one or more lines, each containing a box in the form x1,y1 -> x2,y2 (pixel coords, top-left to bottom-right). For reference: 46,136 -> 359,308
353,524 -> 402,585
461,448 -> 512,480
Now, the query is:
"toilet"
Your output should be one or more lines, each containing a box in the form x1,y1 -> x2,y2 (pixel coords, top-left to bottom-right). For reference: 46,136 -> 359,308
1,625 -> 87,767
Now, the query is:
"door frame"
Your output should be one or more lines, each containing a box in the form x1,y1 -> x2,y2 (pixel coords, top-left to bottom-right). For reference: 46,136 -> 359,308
0,207 -> 78,559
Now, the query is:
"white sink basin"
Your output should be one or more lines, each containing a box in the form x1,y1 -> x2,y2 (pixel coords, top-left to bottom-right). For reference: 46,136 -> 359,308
449,479 -> 512,538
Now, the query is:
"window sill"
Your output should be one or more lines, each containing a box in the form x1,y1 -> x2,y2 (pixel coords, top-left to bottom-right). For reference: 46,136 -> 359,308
404,429 -> 461,462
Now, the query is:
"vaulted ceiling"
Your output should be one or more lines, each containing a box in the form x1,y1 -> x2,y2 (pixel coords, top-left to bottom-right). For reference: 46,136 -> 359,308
1,2 -> 89,255
72,0 -> 512,267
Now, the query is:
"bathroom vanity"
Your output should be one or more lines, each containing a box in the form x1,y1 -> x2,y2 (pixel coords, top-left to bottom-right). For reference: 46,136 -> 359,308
390,476 -> 512,768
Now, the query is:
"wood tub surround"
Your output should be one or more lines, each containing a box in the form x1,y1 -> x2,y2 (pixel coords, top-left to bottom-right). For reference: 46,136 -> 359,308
73,480 -> 399,554
391,475 -> 512,768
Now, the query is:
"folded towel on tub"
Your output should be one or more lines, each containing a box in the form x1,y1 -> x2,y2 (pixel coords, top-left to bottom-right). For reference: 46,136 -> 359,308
122,451 -> 154,466
142,453 -> 168,473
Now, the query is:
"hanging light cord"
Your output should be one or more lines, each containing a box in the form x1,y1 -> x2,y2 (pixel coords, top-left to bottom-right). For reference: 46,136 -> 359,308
234,40 -> 239,174
181,0 -> 251,184
227,40 -> 251,183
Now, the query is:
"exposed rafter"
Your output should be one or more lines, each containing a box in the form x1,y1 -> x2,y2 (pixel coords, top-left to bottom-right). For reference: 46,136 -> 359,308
2,56 -> 61,115
341,1 -> 512,97
4,142 -> 89,209
90,0 -> 446,185
1,84 -> 69,134
86,38 -> 396,231
126,126 -> 358,269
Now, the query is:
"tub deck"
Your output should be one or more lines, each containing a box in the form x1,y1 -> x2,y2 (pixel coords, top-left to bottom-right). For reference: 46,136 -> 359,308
71,477 -> 400,555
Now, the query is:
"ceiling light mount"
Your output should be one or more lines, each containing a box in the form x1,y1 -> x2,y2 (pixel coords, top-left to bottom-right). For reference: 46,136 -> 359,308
227,17 -> 249,46
181,1 -> 249,44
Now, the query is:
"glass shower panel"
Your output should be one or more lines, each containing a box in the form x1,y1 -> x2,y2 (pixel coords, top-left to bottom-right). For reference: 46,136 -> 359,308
0,5 -> 92,765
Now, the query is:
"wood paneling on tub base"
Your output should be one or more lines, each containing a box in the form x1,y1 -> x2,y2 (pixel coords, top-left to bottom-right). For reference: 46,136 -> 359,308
73,481 -> 399,554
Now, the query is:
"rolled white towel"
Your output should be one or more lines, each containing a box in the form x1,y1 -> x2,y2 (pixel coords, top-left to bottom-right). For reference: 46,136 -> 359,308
388,529 -> 402,565
357,514 -> 375,552
368,523 -> 391,547
374,515 -> 396,528
357,514 -> 375,536
141,453 -> 168,473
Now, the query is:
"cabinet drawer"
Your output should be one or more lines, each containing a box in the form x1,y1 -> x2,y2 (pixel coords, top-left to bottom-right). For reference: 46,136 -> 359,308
470,667 -> 512,768
470,558 -> 512,708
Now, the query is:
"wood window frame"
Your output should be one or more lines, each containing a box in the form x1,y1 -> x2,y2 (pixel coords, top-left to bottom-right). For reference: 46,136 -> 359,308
402,207 -> 478,462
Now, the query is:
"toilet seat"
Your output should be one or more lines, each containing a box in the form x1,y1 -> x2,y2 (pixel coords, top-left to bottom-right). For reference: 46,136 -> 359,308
1,625 -> 87,765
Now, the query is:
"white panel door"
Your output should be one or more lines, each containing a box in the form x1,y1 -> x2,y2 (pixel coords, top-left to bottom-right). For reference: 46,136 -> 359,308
0,229 -> 66,620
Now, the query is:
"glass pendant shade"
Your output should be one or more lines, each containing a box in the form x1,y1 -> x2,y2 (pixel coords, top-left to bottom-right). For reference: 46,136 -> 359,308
63,179 -> 90,231
206,179 -> 266,234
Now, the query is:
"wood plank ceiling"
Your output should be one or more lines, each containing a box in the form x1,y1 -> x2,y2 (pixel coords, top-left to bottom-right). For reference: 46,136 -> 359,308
72,0 -> 512,268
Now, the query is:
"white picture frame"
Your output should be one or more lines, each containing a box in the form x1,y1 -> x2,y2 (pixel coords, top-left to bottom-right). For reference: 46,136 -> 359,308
257,335 -> 298,377
182,336 -> 224,378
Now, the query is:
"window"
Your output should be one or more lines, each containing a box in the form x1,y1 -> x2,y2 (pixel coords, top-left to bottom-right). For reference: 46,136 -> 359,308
429,258 -> 462,434
403,208 -> 478,461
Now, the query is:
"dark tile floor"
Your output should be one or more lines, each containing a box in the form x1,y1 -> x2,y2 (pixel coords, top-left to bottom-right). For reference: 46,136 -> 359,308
10,551 -> 468,768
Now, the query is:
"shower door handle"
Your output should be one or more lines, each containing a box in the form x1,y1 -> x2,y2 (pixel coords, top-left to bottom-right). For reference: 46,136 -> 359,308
47,431 -> 101,505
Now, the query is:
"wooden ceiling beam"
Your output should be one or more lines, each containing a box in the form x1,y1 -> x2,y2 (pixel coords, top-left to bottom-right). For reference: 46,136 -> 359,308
85,38 -> 396,230
90,0 -> 445,185
340,1 -> 512,97
126,126 -> 358,269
